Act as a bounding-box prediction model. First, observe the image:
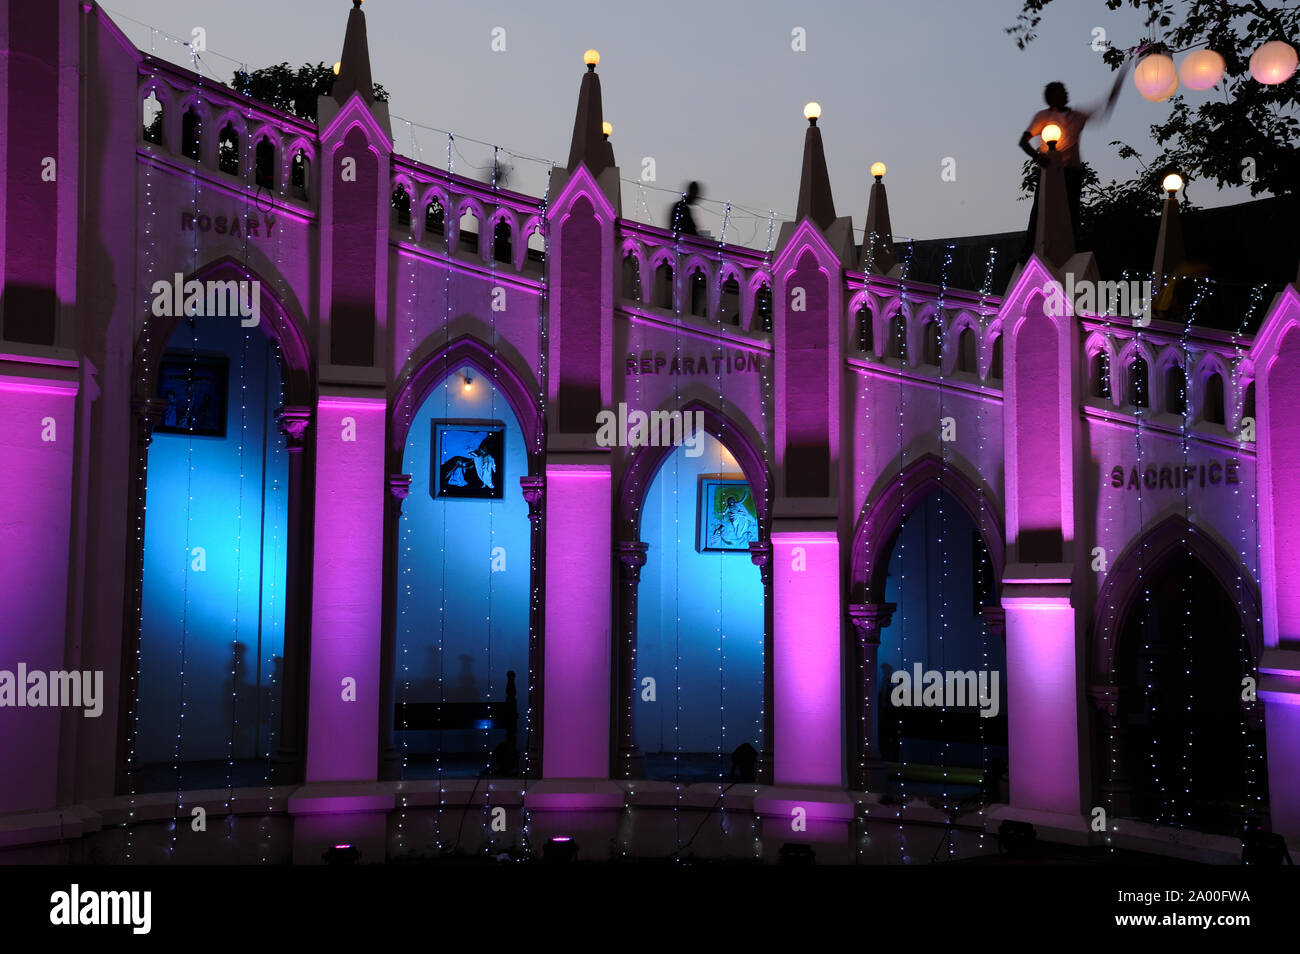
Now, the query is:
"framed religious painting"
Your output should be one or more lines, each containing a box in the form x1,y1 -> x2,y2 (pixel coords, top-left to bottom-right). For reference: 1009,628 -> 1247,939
697,474 -> 759,553
155,352 -> 229,438
431,420 -> 506,500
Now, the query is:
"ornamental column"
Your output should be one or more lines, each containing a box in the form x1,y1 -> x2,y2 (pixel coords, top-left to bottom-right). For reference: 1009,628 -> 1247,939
272,405 -> 312,783
378,473 -> 411,780
749,541 -> 774,785
614,541 -> 648,778
115,396 -> 167,795
520,475 -> 545,778
848,602 -> 895,791
1087,683 -> 1132,819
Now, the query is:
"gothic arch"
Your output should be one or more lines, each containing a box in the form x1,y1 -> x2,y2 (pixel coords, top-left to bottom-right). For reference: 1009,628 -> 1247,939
1090,515 -> 1262,682
390,332 -> 543,474
849,451 -> 1005,603
131,255 -> 314,404
616,399 -> 770,541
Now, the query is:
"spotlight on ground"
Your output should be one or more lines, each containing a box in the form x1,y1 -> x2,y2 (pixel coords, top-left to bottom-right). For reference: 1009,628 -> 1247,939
1242,828 -> 1292,865
997,820 -> 1038,860
778,842 -> 816,866
544,836 -> 579,863
322,843 -> 361,866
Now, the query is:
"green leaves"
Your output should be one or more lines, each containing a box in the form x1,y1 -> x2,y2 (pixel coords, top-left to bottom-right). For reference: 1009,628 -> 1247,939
232,62 -> 389,122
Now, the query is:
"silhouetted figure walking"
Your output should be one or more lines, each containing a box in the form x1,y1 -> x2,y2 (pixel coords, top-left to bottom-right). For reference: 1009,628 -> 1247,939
1017,72 -> 1125,261
669,181 -> 701,236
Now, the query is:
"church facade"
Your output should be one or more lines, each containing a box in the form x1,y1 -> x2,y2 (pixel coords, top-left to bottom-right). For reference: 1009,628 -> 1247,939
2,0 -> 1298,863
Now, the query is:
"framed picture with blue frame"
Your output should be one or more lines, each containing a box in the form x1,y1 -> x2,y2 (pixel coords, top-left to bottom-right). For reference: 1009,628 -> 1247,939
431,419 -> 506,500
697,474 -> 760,553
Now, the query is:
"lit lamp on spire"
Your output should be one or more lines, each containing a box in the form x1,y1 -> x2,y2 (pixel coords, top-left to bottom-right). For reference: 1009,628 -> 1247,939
1040,123 -> 1062,152
584,49 -> 600,72
1162,172 -> 1184,197
870,161 -> 886,182
332,61 -> 341,75
804,101 -> 822,127
602,121 -> 612,141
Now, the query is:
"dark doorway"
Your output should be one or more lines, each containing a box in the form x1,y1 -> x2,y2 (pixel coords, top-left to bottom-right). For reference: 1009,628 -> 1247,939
1115,552 -> 1266,834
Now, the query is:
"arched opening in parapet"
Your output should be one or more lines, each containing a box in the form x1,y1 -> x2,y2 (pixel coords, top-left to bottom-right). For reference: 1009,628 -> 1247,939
133,314 -> 291,792
458,209 -> 480,254
874,489 -> 1006,799
393,366 -> 531,778
391,184 -> 411,229
142,91 -> 163,144
922,319 -> 942,367
425,197 -> 445,237
492,218 -> 513,265
888,313 -> 908,362
1165,364 -> 1187,415
753,283 -> 772,332
957,327 -> 977,374
217,122 -> 240,176
1201,371 -> 1226,425
688,269 -> 708,318
654,262 -> 674,310
1109,549 -> 1266,835
1090,350 -> 1111,400
855,303 -> 874,354
634,432 -> 765,782
181,108 -> 202,161
719,276 -> 741,326
254,136 -> 276,189
1127,355 -> 1149,409
290,148 -> 309,200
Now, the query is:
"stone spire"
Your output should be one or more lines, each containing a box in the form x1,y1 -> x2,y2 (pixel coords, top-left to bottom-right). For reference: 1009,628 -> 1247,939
795,105 -> 837,232
566,50 -> 614,178
861,165 -> 897,275
332,0 -> 374,105
1034,152 -> 1075,269
1153,188 -> 1186,279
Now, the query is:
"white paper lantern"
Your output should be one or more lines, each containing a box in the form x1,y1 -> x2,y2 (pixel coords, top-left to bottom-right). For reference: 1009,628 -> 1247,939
1134,53 -> 1179,101
1250,40 -> 1298,85
1179,49 -> 1226,90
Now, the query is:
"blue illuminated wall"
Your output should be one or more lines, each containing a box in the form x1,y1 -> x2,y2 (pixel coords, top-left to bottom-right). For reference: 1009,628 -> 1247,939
395,371 -> 530,758
636,434 -> 765,759
137,316 -> 288,766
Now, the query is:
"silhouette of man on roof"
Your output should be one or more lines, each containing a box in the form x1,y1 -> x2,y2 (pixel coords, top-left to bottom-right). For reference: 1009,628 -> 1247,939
1017,70 -> 1126,261
670,181 -> 701,236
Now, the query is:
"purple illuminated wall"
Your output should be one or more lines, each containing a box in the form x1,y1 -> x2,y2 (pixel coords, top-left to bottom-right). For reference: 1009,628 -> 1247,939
305,395 -> 386,782
772,532 -> 842,787
541,461 -> 611,778
0,370 -> 78,812
1011,309 -> 1063,563
1004,592 -> 1079,813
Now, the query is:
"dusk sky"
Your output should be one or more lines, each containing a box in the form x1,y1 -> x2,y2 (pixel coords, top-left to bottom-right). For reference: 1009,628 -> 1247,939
103,0 -> 1260,243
